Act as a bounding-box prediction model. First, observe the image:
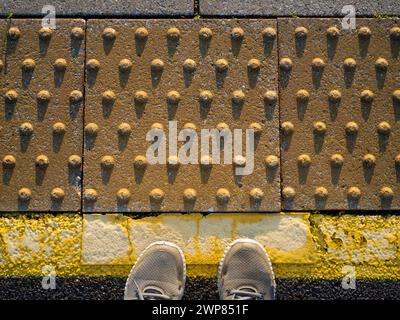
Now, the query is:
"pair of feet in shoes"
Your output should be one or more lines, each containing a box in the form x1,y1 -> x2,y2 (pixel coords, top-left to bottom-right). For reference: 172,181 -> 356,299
124,238 -> 276,300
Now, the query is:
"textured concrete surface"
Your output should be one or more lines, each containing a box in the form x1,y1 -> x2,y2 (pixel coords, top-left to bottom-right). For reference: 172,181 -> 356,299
0,1 -> 194,16
279,18 -> 400,210
0,277 -> 399,300
84,19 -> 280,212
199,1 -> 400,16
1,213 -> 399,280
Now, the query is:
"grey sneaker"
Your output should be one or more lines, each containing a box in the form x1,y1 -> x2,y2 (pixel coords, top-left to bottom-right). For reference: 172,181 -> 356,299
124,241 -> 186,300
218,239 -> 276,300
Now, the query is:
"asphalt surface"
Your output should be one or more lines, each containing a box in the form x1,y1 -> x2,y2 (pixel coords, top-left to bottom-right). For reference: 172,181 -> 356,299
0,277 -> 399,300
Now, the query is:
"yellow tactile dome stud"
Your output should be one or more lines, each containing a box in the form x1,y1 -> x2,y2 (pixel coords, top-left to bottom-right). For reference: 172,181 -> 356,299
183,59 -> 196,72
51,188 -> 65,201
200,155 -> 212,167
2,155 -> 16,168
134,155 -> 148,169
248,58 -> 261,71
281,121 -> 294,135
315,187 -> 328,199
358,26 -> 371,38
380,187 -> 394,199
298,154 -> 311,167
199,27 -> 212,40
135,27 -> 148,40
70,90 -> 83,103
279,57 -> 293,71
215,59 -> 228,72
326,26 -> 340,38
85,123 -> 99,135
8,27 -> 21,40
102,27 -> 117,40
151,122 -> 164,130
53,122 -> 66,135
393,90 -> 400,102
232,90 -> 245,104
231,27 -> 244,40
233,155 -> 246,167
151,58 -> 164,72
5,90 -> 18,103
37,90 -> 51,102
295,26 -> 308,38
347,187 -> 361,199
35,155 -> 49,168
199,90 -> 213,103
360,89 -> 374,103
343,58 -> 357,70
264,155 -> 279,168
377,121 -> 391,135
167,27 -> 181,40
118,123 -> 132,136
216,188 -> 230,204
39,27 -> 53,40
54,58 -> 67,71
311,57 -> 325,69
84,189 -> 98,202
375,57 -> 389,70
19,122 -> 34,135
390,27 -> 400,40
119,58 -> 132,72
250,188 -> 264,201
117,188 -> 131,202
264,90 -> 278,103
313,121 -> 327,134
71,27 -> 84,39
68,155 -> 82,168
101,155 -> 115,169
18,188 -> 32,201
21,58 -> 36,71
249,122 -> 263,136
262,27 -> 276,39
134,90 -> 149,104
167,155 -> 180,168
296,89 -> 309,102
167,91 -> 181,104
328,89 -> 342,103
149,188 -> 165,202
283,187 -> 296,200
183,188 -> 197,201
345,121 -> 359,135
183,122 -> 197,130
87,59 -> 100,71
363,154 -> 376,167
102,90 -> 116,103
330,154 -> 344,167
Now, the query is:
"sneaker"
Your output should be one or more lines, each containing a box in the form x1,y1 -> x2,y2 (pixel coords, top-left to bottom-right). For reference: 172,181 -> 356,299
124,241 -> 186,300
218,239 -> 276,300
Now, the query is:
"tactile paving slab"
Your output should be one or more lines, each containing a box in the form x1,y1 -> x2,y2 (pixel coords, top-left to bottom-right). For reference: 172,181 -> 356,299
279,18 -> 400,210
0,19 -> 85,211
84,19 -> 280,212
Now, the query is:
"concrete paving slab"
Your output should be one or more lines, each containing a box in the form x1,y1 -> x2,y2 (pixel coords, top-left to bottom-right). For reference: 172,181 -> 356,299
199,0 -> 400,17
0,0 -> 194,17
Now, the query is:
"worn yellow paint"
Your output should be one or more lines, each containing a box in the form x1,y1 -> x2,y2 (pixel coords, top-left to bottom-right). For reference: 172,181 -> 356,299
0,213 -> 399,279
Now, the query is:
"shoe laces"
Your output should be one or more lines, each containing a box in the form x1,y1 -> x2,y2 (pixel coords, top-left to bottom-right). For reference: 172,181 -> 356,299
134,280 -> 172,300
229,287 -> 264,300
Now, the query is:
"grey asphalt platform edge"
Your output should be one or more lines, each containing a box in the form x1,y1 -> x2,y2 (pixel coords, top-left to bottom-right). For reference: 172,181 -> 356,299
199,0 -> 400,16
1,277 -> 399,300
0,0 -> 194,16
